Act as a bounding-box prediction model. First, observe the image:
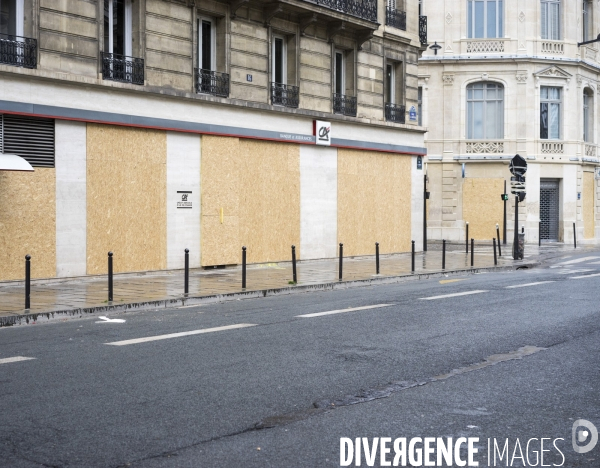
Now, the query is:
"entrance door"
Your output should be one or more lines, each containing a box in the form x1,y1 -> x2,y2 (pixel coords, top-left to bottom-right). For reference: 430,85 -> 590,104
540,179 -> 559,241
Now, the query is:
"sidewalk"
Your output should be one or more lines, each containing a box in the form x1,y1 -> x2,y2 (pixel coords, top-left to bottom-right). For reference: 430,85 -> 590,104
0,242 -> 593,325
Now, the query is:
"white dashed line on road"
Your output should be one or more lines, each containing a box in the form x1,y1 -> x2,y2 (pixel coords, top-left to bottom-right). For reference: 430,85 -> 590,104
555,256 -> 600,265
569,273 -> 600,280
419,291 -> 488,300
505,281 -> 555,289
105,323 -> 257,346
0,356 -> 36,365
296,304 -> 393,318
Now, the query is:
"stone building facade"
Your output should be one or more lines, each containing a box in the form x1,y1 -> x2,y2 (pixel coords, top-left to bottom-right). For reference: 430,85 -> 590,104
0,0 -> 426,280
419,0 -> 600,245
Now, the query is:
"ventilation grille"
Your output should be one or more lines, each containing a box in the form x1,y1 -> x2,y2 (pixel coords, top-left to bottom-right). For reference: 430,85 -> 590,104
1,114 -> 55,167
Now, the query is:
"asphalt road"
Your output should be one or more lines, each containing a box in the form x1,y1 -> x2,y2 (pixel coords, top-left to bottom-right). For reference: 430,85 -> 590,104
1,250 -> 599,467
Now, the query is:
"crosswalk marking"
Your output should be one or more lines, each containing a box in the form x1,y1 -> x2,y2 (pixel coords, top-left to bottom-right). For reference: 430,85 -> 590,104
570,273 -> 600,280
419,290 -> 488,300
556,256 -> 600,266
296,304 -> 393,318
506,281 -> 555,289
105,323 -> 257,346
0,356 -> 36,365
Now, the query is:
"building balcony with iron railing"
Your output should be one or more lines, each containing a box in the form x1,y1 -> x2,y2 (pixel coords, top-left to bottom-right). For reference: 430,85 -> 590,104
385,103 -> 405,123
101,52 -> 144,85
0,34 -> 37,69
419,15 -> 427,46
385,8 -> 406,30
195,69 -> 230,97
299,0 -> 377,23
333,93 -> 357,117
271,82 -> 299,108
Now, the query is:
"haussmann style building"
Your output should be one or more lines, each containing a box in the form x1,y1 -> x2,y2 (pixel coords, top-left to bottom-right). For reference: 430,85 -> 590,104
0,0 -> 427,281
419,0 -> 600,245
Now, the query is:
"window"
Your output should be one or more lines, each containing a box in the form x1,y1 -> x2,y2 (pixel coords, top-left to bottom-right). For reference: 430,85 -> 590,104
466,82 -> 504,139
583,1 -> 593,42
0,0 -> 23,36
540,86 -> 561,139
584,88 -> 593,142
467,0 -> 503,38
0,114 -> 55,167
541,0 -> 560,40
418,87 -> 423,126
419,0 -> 423,16
104,0 -> 132,56
273,36 -> 286,84
334,50 -> 344,95
199,18 -> 216,71
385,64 -> 395,104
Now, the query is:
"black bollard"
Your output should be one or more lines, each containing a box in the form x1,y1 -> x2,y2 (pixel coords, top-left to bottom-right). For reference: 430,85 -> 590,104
25,255 -> 31,310
466,222 -> 469,254
291,245 -> 297,284
442,240 -> 446,270
338,243 -> 343,281
411,240 -> 415,273
539,221 -> 541,247
242,246 -> 247,289
470,239 -> 474,267
493,238 -> 497,266
184,249 -> 189,295
375,242 -> 380,275
108,251 -> 113,302
573,223 -> 577,249
496,224 -> 502,256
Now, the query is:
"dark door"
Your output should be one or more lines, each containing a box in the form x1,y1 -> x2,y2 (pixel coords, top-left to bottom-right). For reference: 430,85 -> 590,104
540,179 -> 559,241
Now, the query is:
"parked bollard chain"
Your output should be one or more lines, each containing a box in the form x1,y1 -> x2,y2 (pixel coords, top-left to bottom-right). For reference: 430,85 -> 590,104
25,255 -> 31,310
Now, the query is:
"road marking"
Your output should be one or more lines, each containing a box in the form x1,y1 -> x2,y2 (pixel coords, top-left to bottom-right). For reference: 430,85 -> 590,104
296,304 -> 393,318
96,316 -> 126,323
558,268 -> 594,275
570,273 -> 600,279
556,256 -> 600,265
420,290 -> 488,300
105,323 -> 257,346
0,356 -> 36,365
505,281 -> 555,289
178,305 -> 199,309
439,279 -> 466,284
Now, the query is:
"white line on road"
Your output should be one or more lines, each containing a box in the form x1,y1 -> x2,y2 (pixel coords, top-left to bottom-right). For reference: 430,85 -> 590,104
556,256 -> 600,265
569,273 -> 600,279
105,323 -> 257,346
0,356 -> 36,365
505,281 -> 555,289
296,304 -> 393,318
419,291 -> 488,300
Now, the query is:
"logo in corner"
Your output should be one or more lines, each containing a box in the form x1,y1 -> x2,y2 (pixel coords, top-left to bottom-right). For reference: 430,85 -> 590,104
572,419 -> 598,454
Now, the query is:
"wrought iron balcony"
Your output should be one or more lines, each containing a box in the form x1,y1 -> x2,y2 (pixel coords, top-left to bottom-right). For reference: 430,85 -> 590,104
0,34 -> 37,69
195,69 -> 230,97
101,52 -> 144,85
385,103 -> 405,123
419,15 -> 428,45
304,0 -> 377,22
386,8 -> 406,30
271,82 -> 299,108
333,93 -> 357,117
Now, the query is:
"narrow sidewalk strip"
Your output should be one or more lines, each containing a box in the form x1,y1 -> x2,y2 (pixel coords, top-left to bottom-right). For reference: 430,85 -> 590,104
105,323 -> 257,346
0,356 -> 36,365
420,290 -> 488,300
296,304 -> 393,318
505,281 -> 555,289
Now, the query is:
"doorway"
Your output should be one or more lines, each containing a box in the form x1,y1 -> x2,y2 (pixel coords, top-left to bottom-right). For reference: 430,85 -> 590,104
540,179 -> 559,241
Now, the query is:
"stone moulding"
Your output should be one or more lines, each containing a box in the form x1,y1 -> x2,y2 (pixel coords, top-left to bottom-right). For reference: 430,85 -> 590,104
465,141 -> 504,154
466,40 -> 505,53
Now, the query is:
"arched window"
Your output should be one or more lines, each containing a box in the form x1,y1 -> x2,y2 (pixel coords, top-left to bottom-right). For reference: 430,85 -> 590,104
584,88 -> 593,143
466,82 -> 504,139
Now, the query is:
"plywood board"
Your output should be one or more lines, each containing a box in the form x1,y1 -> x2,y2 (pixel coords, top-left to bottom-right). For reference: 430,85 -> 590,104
0,169 -> 56,280
462,178 -> 505,240
86,124 -> 167,274
583,171 -> 594,239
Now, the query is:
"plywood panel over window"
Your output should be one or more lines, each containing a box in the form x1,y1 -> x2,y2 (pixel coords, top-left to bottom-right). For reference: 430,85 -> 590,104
337,149 -> 411,256
583,171 -> 594,239
0,169 -> 56,280
462,178 -> 504,240
86,124 -> 167,274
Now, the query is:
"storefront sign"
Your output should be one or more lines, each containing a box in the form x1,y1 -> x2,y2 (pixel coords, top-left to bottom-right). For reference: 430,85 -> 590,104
177,191 -> 192,209
314,120 -> 331,146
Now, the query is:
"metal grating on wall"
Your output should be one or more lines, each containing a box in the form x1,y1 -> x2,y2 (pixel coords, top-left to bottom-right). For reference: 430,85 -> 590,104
540,179 -> 559,241
1,114 -> 55,167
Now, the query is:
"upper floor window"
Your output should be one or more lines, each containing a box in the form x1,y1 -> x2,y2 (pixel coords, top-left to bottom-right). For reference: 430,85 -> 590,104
583,1 -> 593,42
541,0 -> 560,40
418,87 -> 423,126
467,0 -> 503,39
466,82 -> 504,139
104,0 -> 132,57
540,86 -> 561,139
199,18 -> 216,72
583,88 -> 593,143
0,0 -> 23,36
333,49 -> 356,117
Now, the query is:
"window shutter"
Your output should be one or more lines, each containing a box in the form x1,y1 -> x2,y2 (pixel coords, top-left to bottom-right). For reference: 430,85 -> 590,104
541,3 -> 547,39
1,114 -> 55,168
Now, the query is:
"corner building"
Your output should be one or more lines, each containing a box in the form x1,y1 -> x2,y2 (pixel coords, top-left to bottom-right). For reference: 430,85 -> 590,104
419,0 -> 600,245
0,0 -> 427,280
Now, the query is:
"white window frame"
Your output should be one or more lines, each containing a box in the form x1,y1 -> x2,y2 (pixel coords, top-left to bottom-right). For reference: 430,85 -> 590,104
105,0 -> 132,56
334,50 -> 345,95
198,17 -> 216,71
540,86 -> 562,140
467,0 -> 504,39
272,35 -> 287,85
583,88 -> 593,143
541,0 -> 561,41
582,1 -> 593,42
0,0 -> 24,36
466,81 -> 504,139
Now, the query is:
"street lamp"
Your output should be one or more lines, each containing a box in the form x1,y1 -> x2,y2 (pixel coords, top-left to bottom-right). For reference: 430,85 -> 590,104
429,42 -> 442,55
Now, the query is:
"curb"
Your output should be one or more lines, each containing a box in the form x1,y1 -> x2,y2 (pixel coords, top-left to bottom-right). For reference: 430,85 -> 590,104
0,262 -> 538,327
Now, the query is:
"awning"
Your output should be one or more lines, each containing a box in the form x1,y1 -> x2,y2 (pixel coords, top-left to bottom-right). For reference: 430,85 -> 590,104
0,154 -> 34,172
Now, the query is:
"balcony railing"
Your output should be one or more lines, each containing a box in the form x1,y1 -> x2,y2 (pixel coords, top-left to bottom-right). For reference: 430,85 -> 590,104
101,52 -> 144,85
195,69 -> 230,97
0,34 -> 37,69
333,93 -> 357,117
271,82 -> 299,108
419,15 -> 427,45
385,103 -> 405,123
386,8 -> 406,30
304,0 -> 377,22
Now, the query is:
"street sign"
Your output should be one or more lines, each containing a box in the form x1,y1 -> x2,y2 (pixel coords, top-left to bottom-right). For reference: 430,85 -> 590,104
509,154 -> 527,176
500,194 -> 509,201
